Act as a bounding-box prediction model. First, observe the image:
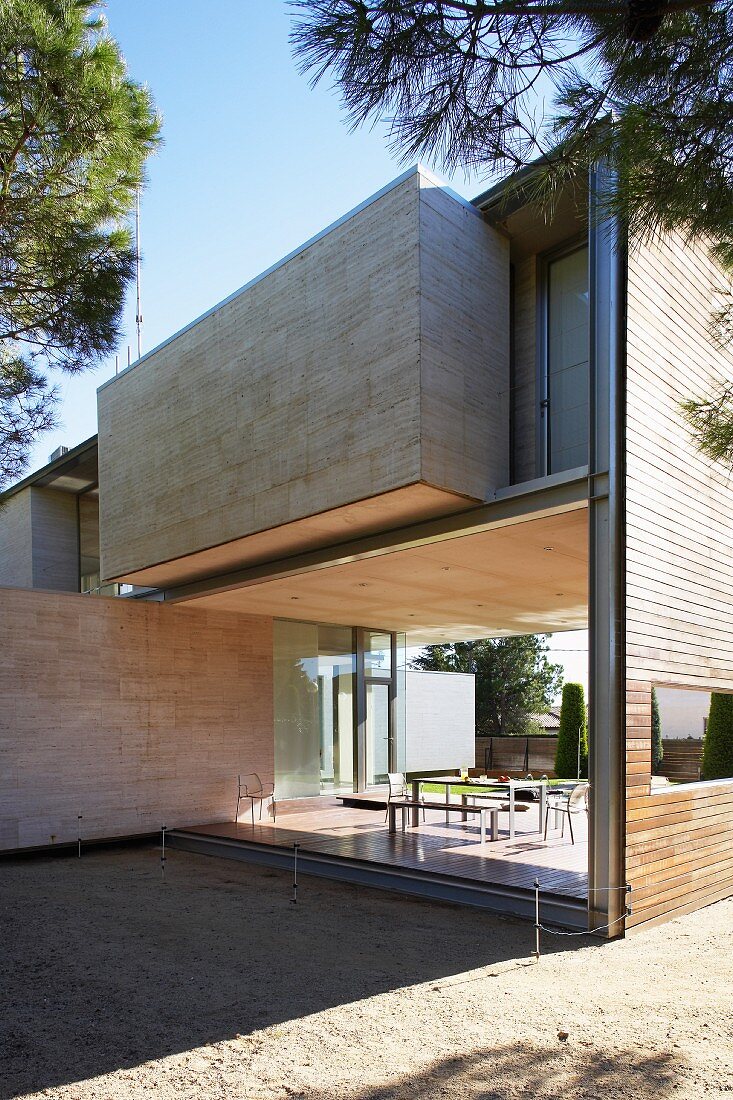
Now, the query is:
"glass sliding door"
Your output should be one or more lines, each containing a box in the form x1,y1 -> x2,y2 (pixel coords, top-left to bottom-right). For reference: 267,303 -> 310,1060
273,620 -> 355,799
317,624 -> 355,793
366,682 -> 390,787
545,245 -> 589,474
274,620 -> 405,798
361,628 -> 396,789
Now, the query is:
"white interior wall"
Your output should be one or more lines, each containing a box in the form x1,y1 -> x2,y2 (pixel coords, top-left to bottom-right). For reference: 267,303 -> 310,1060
405,670 -> 475,772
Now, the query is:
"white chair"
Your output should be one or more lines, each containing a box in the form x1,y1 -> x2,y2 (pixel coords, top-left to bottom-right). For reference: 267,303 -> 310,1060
543,782 -> 588,844
385,772 -> 424,823
236,773 -> 276,825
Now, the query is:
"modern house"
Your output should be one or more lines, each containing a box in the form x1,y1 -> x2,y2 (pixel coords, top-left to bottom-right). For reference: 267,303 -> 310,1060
2,163 -> 732,935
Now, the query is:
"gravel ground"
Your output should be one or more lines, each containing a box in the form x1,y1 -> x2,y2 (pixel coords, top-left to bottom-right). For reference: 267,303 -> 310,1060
1,845 -> 731,1100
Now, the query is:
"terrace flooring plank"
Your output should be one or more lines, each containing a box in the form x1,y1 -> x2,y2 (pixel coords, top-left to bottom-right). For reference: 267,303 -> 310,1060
179,797 -> 587,901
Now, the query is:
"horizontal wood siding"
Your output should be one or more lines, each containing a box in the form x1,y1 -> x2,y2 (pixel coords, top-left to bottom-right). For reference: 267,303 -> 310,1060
0,587 -> 273,850
624,233 -> 733,928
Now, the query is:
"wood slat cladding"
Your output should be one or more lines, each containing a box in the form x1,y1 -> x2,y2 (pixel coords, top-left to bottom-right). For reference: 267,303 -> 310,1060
624,232 -> 733,929
98,169 -> 509,586
0,587 -> 273,851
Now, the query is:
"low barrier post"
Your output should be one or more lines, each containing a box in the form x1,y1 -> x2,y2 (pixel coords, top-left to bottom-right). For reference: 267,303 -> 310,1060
292,842 -> 300,904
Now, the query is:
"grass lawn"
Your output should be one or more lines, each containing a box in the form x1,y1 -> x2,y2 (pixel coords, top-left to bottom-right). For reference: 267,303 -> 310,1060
421,779 -> 574,797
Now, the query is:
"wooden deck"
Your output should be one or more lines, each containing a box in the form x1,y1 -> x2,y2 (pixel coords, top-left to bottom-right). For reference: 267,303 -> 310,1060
169,796 -> 588,923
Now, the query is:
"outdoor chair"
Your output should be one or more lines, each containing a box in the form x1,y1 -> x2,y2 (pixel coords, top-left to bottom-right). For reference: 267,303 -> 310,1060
385,772 -> 425,823
543,782 -> 588,844
236,773 -> 276,825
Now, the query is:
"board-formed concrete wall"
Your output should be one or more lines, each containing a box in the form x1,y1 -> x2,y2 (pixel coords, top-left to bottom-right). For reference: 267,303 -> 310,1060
0,491 -> 33,589
0,587 -> 273,850
98,168 -> 509,586
405,670 -> 475,773
0,487 -> 79,592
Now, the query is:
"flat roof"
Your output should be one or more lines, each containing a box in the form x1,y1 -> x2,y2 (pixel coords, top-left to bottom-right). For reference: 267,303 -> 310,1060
0,435 -> 98,502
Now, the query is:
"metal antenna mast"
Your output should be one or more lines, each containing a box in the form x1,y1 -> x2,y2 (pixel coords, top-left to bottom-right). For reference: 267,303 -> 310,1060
135,190 -> 143,359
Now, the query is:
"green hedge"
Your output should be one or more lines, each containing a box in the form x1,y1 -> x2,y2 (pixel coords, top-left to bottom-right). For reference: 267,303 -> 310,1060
554,682 -> 588,779
651,687 -> 664,774
702,693 -> 733,780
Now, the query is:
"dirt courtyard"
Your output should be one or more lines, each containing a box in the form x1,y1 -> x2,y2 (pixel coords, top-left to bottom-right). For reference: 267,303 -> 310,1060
1,845 -> 731,1100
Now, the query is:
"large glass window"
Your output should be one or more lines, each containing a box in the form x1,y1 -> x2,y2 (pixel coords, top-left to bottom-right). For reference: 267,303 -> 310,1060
546,245 -> 589,473
274,621 -> 406,798
364,630 -> 392,677
273,621 -> 355,799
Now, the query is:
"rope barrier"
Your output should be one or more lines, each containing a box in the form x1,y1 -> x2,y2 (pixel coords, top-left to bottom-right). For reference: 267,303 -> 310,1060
538,913 -> 628,937
533,878 -> 632,956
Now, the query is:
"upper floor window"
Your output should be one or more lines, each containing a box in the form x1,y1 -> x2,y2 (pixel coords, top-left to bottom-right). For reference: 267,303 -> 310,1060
544,244 -> 589,474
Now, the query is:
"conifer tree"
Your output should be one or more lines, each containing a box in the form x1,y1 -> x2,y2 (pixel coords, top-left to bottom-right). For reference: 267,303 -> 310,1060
702,692 -> 733,780
293,0 -> 733,461
555,682 -> 588,779
411,635 -> 562,736
651,687 -> 664,775
0,0 -> 160,484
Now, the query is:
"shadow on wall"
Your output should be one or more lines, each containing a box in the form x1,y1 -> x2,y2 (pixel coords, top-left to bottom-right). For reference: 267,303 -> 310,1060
0,845 -> 599,1098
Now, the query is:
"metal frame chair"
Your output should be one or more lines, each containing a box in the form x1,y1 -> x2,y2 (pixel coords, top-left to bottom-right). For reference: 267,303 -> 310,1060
236,773 -> 276,825
385,772 -> 425,823
543,782 -> 588,844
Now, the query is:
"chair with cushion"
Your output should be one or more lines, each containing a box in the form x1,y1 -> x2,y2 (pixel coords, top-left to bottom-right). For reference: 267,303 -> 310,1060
236,773 -> 276,825
543,782 -> 588,844
385,772 -> 425,823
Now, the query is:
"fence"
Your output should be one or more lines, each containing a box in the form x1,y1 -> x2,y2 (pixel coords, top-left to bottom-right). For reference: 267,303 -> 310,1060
475,735 -> 558,776
659,738 -> 703,782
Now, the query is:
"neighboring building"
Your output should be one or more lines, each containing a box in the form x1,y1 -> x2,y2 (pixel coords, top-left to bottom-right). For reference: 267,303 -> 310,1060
527,709 -> 561,733
2,162 -> 733,933
655,688 -> 710,740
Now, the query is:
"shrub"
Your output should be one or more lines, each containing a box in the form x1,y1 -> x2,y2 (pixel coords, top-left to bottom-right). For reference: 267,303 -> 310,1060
651,687 -> 664,774
702,693 -> 733,780
555,682 -> 588,779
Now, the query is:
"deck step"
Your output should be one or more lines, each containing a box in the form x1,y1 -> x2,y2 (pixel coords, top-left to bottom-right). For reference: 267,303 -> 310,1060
166,827 -> 588,930
336,793 -> 388,810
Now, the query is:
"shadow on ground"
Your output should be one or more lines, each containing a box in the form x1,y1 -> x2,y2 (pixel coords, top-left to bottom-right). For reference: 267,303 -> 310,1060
2,846 -> 605,1097
302,1045 -> 679,1100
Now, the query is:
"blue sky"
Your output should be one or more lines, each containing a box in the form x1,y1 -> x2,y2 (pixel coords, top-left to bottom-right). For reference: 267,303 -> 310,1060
26,2 -> 588,688
30,1 -> 487,472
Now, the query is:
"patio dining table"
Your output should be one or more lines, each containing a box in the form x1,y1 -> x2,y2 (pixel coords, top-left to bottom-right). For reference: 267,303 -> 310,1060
410,775 -> 548,839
